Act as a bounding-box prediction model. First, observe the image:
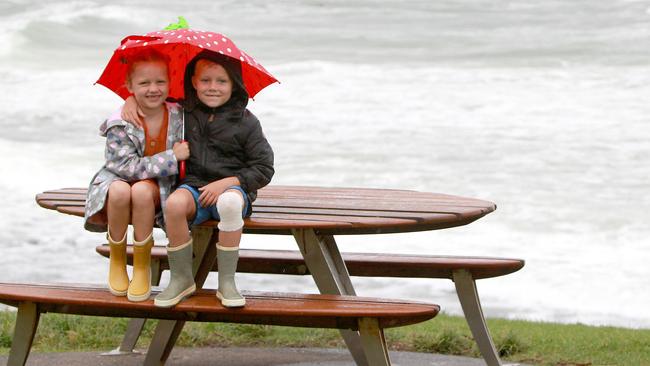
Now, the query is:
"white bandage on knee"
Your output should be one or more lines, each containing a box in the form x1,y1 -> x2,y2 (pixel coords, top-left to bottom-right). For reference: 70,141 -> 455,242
216,191 -> 245,232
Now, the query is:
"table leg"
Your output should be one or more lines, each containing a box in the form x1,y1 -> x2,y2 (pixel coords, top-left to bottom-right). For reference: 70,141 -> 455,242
453,269 -> 503,366
292,229 -> 370,366
143,227 -> 217,366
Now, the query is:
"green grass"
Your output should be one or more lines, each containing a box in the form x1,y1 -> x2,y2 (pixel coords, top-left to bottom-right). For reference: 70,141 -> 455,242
1,311 -> 649,365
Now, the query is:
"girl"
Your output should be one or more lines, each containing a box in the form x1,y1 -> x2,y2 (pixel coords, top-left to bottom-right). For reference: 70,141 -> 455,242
84,49 -> 189,302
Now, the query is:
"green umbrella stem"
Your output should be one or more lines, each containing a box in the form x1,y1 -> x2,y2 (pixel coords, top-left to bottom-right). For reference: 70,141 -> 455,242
164,16 -> 189,30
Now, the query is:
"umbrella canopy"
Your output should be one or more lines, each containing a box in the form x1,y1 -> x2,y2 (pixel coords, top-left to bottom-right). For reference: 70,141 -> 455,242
96,26 -> 277,100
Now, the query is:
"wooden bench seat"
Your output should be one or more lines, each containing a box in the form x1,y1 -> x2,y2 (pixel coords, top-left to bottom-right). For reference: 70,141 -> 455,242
0,282 -> 439,366
97,245 -> 524,280
96,245 -> 523,366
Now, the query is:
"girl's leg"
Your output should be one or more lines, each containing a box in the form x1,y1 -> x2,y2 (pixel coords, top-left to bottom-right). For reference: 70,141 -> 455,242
130,180 -> 159,242
107,180 -> 131,241
215,189 -> 246,307
127,181 -> 159,302
154,188 -> 197,307
106,181 -> 131,296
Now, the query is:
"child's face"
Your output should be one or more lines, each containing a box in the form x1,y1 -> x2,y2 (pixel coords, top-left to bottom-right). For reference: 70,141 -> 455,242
126,61 -> 169,112
191,60 -> 233,108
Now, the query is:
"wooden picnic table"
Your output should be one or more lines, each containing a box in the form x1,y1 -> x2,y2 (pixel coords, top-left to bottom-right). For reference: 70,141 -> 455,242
36,185 -> 497,366
37,185 -> 495,235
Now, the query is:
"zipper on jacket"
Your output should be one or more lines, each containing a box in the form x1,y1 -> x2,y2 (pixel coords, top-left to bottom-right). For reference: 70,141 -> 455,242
198,116 -> 208,178
202,109 -> 217,174
194,107 -> 218,182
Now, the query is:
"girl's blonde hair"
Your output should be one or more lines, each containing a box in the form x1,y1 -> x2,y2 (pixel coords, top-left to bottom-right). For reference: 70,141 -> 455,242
124,49 -> 170,82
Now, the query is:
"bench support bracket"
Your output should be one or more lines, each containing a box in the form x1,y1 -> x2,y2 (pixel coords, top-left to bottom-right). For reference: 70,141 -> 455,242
358,317 -> 392,366
8,301 -> 40,366
453,269 -> 502,366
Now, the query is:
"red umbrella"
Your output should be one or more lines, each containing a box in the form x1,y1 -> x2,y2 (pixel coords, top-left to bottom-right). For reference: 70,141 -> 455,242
96,26 -> 278,100
96,20 -> 278,180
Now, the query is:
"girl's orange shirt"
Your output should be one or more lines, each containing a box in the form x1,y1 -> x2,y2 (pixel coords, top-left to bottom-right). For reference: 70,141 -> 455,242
143,107 -> 169,157
139,107 -> 169,206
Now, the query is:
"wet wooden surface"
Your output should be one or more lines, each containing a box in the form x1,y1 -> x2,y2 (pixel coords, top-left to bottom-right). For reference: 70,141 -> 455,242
97,245 -> 523,280
0,282 -> 439,330
36,185 -> 496,235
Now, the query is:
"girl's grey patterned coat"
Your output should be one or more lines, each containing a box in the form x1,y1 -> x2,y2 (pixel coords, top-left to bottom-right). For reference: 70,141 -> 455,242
84,102 -> 183,232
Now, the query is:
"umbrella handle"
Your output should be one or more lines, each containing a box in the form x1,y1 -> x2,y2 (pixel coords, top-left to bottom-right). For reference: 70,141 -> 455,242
179,160 -> 186,180
179,139 -> 186,181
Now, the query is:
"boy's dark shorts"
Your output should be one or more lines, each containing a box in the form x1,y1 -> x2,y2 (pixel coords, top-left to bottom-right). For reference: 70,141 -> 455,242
177,184 -> 251,225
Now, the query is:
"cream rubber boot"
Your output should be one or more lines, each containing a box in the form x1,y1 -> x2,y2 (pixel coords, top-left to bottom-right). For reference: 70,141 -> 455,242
107,229 -> 129,296
216,245 -> 245,307
154,238 -> 196,308
127,232 -> 153,302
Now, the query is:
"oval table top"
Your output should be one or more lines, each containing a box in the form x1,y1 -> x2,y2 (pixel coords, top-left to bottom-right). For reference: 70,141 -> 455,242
36,185 -> 496,235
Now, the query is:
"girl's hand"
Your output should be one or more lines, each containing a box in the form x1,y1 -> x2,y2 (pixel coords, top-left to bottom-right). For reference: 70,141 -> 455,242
198,177 -> 240,207
173,141 -> 190,161
120,95 -> 145,128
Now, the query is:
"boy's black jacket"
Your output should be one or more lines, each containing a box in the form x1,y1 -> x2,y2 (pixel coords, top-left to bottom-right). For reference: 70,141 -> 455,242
180,51 -> 274,203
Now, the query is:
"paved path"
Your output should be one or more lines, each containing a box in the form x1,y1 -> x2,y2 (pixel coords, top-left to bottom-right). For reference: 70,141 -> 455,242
0,346 -> 503,365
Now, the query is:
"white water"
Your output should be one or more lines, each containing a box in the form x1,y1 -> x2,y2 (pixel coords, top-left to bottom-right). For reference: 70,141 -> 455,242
0,0 -> 649,329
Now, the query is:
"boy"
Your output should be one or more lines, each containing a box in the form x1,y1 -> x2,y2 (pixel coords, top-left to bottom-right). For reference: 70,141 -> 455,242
124,51 -> 274,308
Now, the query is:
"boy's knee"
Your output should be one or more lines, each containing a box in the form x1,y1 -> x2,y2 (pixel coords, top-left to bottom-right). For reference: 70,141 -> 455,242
165,191 -> 192,218
216,191 -> 244,232
108,181 -> 131,206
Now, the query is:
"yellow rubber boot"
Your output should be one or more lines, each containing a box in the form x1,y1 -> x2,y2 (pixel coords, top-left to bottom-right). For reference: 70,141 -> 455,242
107,229 -> 129,296
128,232 -> 154,302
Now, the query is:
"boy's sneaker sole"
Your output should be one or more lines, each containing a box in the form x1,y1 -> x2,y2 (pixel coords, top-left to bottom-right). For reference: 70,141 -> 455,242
154,284 -> 197,308
216,291 -> 246,307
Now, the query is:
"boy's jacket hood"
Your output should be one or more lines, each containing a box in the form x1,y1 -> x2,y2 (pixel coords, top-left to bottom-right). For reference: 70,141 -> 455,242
181,50 -> 249,122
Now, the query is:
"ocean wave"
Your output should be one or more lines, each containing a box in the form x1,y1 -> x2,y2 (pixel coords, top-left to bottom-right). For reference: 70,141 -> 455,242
1,0 -> 650,328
